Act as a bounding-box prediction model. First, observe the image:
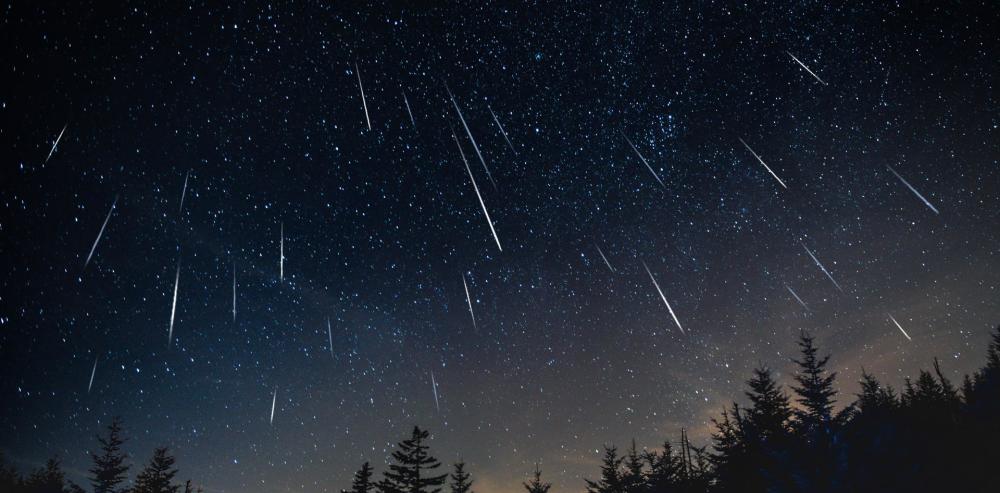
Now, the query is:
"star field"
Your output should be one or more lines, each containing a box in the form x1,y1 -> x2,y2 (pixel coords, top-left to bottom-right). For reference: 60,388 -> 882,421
3,3 -> 999,493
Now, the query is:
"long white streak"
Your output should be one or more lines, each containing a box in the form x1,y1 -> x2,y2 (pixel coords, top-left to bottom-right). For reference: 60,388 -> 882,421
88,356 -> 98,393
445,84 -> 497,189
46,123 -> 68,164
621,131 -> 666,189
327,318 -> 334,358
403,91 -> 416,128
886,165 -> 939,214
785,284 -> 810,311
888,314 -> 912,341
488,106 -> 516,154
739,137 -> 787,189
270,387 -> 277,424
452,129 -> 503,251
168,260 -> 180,348
179,169 -> 191,213
279,222 -> 284,282
462,273 -> 478,331
356,62 -> 371,131
641,261 -> 686,334
84,196 -> 118,269
430,370 -> 440,412
232,262 -> 237,322
787,51 -> 828,85
595,244 -> 616,273
801,242 -> 844,292
879,68 -> 892,103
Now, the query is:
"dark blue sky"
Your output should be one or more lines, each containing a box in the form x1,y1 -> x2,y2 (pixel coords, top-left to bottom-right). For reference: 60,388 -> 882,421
3,2 -> 999,493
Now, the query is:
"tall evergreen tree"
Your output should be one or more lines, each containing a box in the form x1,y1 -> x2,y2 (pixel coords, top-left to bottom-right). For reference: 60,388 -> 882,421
22,458 -> 71,493
791,332 -> 837,434
523,465 -> 551,493
620,441 -> 645,493
88,417 -> 129,493
643,441 -> 680,493
585,446 -> 624,493
378,427 -> 447,493
133,447 -> 181,493
790,332 -> 840,492
347,463 -> 375,493
448,462 -> 472,493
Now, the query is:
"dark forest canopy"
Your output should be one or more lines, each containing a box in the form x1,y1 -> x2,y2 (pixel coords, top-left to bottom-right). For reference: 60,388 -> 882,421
4,327 -> 998,493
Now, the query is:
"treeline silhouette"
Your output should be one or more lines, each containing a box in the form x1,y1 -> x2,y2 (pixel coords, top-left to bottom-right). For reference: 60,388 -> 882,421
345,327 -> 1000,493
0,417 -> 201,493
3,327 -> 998,493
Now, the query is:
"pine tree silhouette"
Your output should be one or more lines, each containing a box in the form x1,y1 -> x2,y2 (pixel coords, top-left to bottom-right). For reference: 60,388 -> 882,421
585,446 -> 624,493
790,332 -> 839,492
378,427 -> 447,493
133,447 -> 181,493
347,463 -> 375,493
523,464 -> 551,493
620,440 -> 645,493
449,462 -> 473,493
88,417 -> 129,493
643,440 -> 681,493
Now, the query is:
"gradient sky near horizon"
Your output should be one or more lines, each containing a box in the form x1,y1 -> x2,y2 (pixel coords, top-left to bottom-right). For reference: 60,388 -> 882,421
3,2 -> 999,493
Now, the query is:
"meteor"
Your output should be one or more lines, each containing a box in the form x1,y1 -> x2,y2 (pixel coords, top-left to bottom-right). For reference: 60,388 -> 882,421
445,84 -> 497,188
88,356 -> 98,393
327,318 -> 334,358
641,261 -> 686,334
787,51 -> 828,85
403,91 -> 416,128
179,169 -> 191,213
270,387 -> 277,425
430,370 -> 440,412
462,273 -> 478,331
738,137 -> 787,189
595,244 -> 616,273
232,262 -> 237,322
621,131 -> 666,189
45,123 -> 68,164
888,314 -> 912,341
451,127 -> 503,252
356,62 -> 371,131
785,284 -> 810,312
168,260 -> 180,348
84,196 -> 118,270
886,165 -> 939,214
279,222 -> 285,282
488,105 -> 516,154
800,242 -> 843,292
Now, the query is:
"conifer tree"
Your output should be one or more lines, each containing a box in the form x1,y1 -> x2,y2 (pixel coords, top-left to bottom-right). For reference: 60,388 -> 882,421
449,462 -> 472,493
347,463 -> 375,493
523,465 -> 551,493
378,427 -> 447,493
88,417 -> 129,493
643,441 -> 680,493
585,446 -> 624,493
620,440 -> 645,493
133,447 -> 180,493
791,332 -> 837,435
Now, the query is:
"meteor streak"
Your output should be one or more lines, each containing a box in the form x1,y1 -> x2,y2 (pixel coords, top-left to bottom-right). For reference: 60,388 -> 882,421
801,242 -> 843,292
270,387 -> 277,425
451,127 -> 502,251
88,356 -> 98,393
84,196 -> 117,270
462,273 -> 478,331
179,169 -> 191,213
168,260 -> 180,348
445,84 -> 496,188
595,244 -> 616,273
739,137 -> 787,189
488,105 -> 516,154
888,314 -> 912,341
403,91 -> 416,128
356,62 -> 371,131
785,284 -> 810,312
886,165 -> 939,214
431,370 -> 440,412
787,51 -> 828,85
641,261 -> 686,334
45,124 -> 67,164
621,131 -> 665,189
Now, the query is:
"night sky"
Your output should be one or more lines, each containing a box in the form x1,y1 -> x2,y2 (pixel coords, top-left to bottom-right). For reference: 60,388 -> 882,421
3,2 -> 999,493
